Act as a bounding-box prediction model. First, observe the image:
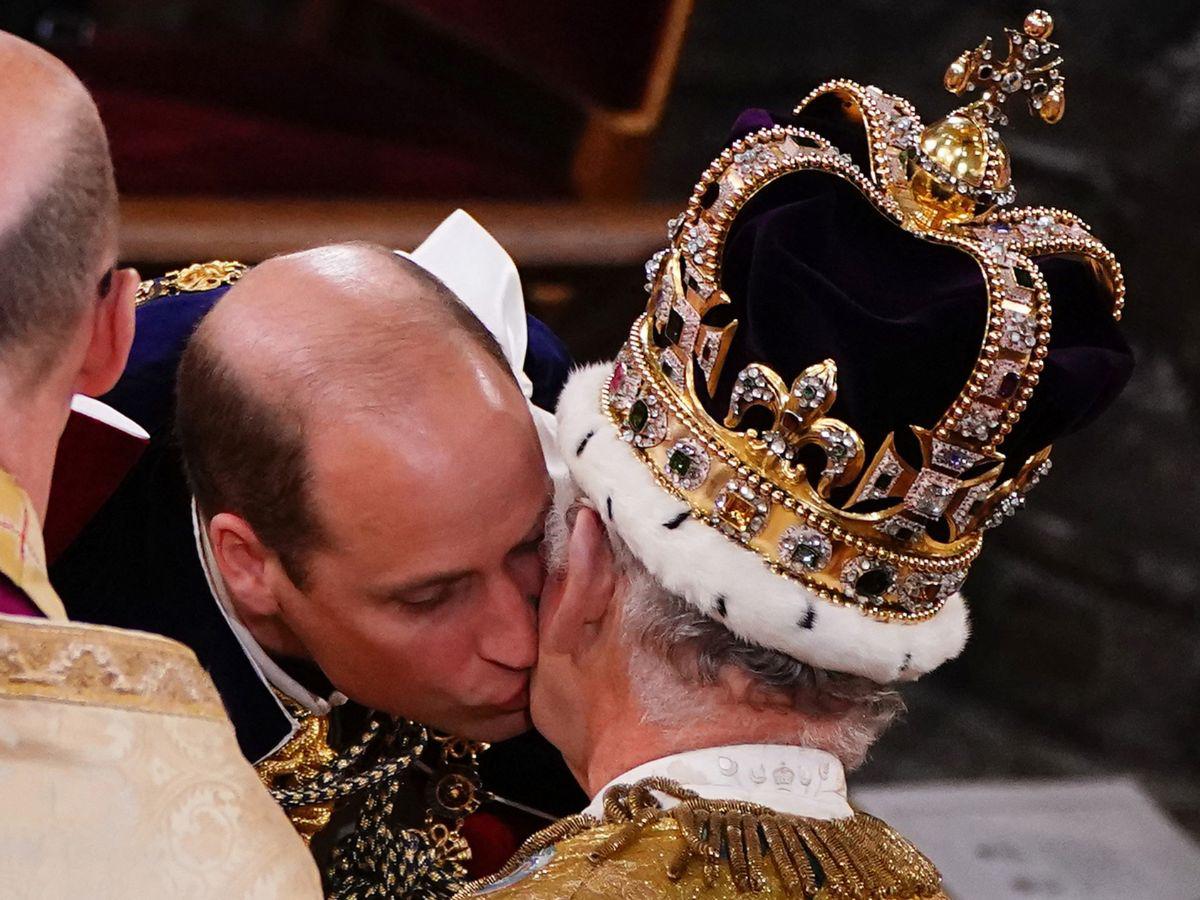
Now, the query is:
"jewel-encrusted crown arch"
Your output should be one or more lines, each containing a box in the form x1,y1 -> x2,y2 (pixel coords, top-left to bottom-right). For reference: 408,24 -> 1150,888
605,11 -> 1125,622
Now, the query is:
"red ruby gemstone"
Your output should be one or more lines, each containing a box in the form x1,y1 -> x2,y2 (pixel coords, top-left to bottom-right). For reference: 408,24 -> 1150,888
609,361 -> 626,394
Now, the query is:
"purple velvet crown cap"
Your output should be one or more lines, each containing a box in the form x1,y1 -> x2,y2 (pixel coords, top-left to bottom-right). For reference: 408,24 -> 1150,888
691,107 -> 1133,474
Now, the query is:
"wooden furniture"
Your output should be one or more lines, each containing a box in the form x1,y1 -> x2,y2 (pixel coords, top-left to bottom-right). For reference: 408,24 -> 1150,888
36,0 -> 692,266
119,197 -> 680,267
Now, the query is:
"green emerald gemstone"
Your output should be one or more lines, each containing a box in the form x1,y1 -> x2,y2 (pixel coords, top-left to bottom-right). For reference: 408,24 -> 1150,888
791,542 -> 823,569
855,567 -> 895,597
1014,267 -> 1035,288
668,449 -> 693,478
801,385 -> 817,400
628,400 -> 649,432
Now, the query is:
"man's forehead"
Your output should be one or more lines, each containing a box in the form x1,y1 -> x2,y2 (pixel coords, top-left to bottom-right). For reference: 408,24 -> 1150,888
309,350 -> 534,476
306,378 -> 547,568
198,240 -> 545,553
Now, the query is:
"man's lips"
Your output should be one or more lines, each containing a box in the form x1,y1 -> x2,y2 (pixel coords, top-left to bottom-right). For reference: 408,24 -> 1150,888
491,677 -> 531,713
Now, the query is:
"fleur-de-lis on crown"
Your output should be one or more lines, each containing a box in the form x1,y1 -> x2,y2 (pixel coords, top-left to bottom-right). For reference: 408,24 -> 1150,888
725,358 -> 865,495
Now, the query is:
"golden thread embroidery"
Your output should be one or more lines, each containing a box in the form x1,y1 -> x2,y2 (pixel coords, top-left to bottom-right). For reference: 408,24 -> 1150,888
136,260 -> 248,306
0,471 -> 64,620
256,703 -> 489,896
0,617 -> 224,719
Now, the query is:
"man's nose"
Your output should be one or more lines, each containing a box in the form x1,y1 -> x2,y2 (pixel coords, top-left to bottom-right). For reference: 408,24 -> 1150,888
477,573 -> 538,670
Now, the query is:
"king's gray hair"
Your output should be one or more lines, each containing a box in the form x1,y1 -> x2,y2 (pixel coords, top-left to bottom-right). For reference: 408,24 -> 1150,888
544,479 -> 905,770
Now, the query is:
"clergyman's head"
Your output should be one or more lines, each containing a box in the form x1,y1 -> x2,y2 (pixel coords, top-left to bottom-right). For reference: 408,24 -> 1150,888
177,243 -> 548,741
533,478 -> 904,793
0,31 -> 137,438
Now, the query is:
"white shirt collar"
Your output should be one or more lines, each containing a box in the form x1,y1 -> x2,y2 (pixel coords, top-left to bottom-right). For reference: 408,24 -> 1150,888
191,498 -> 347,730
583,744 -> 853,821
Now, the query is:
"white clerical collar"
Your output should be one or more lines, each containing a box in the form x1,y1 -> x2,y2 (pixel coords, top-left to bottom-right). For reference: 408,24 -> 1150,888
582,744 -> 853,821
191,498 -> 347,733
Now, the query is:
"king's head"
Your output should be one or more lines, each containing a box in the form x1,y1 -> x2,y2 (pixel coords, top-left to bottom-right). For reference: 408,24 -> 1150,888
558,10 -> 1132,684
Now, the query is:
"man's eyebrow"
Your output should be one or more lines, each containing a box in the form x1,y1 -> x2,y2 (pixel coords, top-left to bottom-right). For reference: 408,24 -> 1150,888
380,570 -> 471,600
516,492 -> 553,544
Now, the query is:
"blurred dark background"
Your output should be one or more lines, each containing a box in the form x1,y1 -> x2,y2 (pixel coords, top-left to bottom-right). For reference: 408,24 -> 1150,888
10,0 -> 1198,837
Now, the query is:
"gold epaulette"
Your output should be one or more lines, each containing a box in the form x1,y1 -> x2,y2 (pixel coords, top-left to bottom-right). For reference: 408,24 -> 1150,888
135,260 -> 248,306
455,777 -> 946,899
255,701 -> 339,844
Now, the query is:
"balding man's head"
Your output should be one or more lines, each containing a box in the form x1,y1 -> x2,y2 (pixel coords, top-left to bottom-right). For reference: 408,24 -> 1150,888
196,243 -> 510,412
177,242 -> 518,583
0,32 -> 118,375
179,241 -> 550,738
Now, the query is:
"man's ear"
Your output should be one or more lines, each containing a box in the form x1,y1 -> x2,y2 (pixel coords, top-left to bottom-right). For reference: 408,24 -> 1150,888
75,267 -> 137,397
208,511 -> 284,621
541,506 -> 617,658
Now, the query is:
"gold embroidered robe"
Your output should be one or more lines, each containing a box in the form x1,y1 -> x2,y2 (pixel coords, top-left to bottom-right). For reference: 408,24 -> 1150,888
0,467 -> 322,898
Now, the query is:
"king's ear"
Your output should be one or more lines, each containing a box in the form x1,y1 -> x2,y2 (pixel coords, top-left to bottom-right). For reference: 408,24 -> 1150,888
542,506 -> 617,657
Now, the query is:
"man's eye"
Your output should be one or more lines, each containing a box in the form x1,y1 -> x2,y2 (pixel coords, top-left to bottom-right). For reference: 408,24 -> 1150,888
516,535 -> 544,556
398,585 -> 451,607
508,538 -> 547,599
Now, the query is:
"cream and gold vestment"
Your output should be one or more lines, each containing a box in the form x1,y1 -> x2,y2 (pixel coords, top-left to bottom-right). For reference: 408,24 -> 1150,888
0,467 -> 322,898
456,746 -> 946,899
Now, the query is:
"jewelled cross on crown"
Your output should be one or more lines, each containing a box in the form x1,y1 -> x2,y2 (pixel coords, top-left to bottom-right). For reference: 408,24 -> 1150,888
944,9 -> 1066,126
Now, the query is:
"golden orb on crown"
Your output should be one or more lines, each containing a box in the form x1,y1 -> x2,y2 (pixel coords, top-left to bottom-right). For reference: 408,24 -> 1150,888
898,10 -> 1064,228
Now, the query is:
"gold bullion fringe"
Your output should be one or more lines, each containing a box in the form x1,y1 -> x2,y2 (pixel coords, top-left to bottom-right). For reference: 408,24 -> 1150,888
595,776 -> 943,897
455,776 -> 944,899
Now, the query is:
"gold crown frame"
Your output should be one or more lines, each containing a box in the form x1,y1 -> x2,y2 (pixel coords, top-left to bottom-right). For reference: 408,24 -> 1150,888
603,12 -> 1124,622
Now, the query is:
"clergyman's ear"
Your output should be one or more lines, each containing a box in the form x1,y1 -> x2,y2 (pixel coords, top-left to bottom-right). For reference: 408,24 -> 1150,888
75,266 -> 137,397
541,506 -> 616,658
